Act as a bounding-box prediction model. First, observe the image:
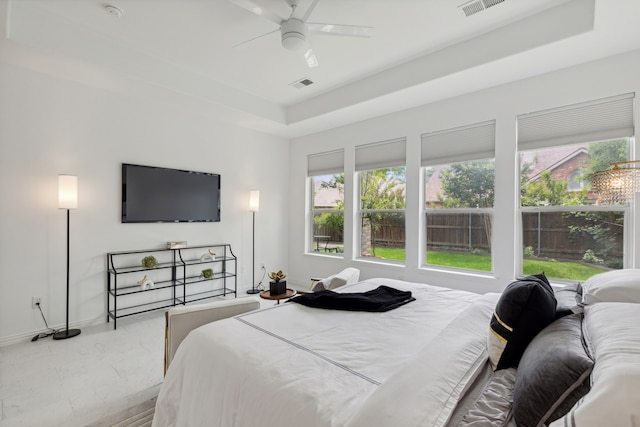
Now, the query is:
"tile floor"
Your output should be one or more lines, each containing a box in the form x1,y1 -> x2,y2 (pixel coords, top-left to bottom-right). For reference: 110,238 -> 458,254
1,310 -> 168,427
0,293 -> 276,427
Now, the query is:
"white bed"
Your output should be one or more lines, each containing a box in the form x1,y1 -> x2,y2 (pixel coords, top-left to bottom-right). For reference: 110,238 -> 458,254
154,278 -> 499,427
153,273 -> 640,427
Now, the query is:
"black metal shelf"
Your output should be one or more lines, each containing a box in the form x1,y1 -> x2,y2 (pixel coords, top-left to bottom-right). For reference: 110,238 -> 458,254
108,279 -> 175,297
106,244 -> 237,329
107,298 -> 176,319
108,262 -> 175,275
178,272 -> 237,286
175,288 -> 236,304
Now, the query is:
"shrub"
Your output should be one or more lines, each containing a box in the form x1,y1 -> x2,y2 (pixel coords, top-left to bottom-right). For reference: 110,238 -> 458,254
523,246 -> 535,258
582,249 -> 603,265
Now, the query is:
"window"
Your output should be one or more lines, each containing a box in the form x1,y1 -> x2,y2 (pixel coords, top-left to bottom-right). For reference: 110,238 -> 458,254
567,170 -> 587,191
422,121 -> 496,272
308,150 -> 344,255
517,94 -> 634,282
356,139 -> 406,261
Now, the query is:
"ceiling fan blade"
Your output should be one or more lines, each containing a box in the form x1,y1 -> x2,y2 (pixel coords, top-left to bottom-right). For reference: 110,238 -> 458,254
304,48 -> 319,68
291,0 -> 319,21
232,28 -> 280,48
227,0 -> 283,25
308,23 -> 373,37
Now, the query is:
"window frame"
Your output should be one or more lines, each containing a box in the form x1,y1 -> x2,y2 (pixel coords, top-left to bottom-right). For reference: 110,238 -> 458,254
422,161 -> 495,274
356,167 -> 407,264
308,174 -> 345,256
517,139 -> 633,282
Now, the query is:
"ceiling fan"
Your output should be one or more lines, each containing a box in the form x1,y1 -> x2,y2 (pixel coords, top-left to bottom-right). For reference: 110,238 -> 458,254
228,0 -> 373,68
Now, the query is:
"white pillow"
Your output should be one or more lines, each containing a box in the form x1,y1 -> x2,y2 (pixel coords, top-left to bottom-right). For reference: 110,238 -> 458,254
328,267 -> 360,290
581,269 -> 640,305
549,302 -> 640,427
310,268 -> 360,291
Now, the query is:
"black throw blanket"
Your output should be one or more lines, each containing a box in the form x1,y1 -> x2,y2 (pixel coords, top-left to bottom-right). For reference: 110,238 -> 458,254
290,285 -> 415,312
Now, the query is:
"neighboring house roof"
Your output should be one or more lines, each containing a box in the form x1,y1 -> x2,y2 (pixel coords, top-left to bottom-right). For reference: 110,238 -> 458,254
523,145 -> 588,183
313,180 -> 342,209
425,166 -> 445,204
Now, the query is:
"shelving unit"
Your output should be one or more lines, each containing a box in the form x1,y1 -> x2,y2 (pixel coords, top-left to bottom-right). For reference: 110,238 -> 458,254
107,244 -> 237,329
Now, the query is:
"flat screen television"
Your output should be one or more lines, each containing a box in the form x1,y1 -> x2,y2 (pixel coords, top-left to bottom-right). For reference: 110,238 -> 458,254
122,163 -> 220,223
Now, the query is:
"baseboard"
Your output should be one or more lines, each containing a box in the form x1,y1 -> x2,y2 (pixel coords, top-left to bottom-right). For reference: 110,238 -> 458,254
0,315 -> 105,348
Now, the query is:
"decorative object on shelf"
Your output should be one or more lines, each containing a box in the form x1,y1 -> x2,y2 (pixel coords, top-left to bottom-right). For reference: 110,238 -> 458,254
200,249 -> 217,262
167,241 -> 188,249
591,160 -> 640,204
268,270 -> 287,296
137,275 -> 155,290
247,190 -> 261,295
142,255 -> 158,268
201,268 -> 214,280
53,174 -> 82,340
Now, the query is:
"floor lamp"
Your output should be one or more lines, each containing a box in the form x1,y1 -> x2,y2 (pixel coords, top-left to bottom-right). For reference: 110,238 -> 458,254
247,190 -> 260,294
53,175 -> 81,340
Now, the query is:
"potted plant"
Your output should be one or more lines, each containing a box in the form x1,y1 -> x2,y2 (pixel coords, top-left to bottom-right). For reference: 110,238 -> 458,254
268,270 -> 287,296
200,268 -> 214,280
141,255 -> 158,268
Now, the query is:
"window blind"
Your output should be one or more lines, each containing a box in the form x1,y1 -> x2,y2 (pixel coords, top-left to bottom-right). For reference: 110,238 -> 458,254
307,149 -> 344,176
518,93 -> 635,151
421,121 -> 496,166
355,138 -> 406,171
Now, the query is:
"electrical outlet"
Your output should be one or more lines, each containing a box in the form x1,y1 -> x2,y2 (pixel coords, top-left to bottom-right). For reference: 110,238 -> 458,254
32,297 -> 42,309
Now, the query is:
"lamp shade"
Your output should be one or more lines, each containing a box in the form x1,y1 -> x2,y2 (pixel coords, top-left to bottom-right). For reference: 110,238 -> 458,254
58,175 -> 78,209
249,190 -> 260,212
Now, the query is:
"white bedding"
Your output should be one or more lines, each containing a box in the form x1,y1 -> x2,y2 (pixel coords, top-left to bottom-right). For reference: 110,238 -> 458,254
153,278 -> 500,427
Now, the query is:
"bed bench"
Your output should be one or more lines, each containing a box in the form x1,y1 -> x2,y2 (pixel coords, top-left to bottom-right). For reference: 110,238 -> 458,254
164,298 -> 260,374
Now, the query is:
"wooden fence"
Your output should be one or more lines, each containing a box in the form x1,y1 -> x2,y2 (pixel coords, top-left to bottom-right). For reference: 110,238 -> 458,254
314,211 -> 624,264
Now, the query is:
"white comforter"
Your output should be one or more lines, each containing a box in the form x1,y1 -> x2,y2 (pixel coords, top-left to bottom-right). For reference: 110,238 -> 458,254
153,278 -> 499,427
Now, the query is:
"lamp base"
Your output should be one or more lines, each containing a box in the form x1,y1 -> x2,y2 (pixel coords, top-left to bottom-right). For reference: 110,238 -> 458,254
246,289 -> 261,294
53,329 -> 81,340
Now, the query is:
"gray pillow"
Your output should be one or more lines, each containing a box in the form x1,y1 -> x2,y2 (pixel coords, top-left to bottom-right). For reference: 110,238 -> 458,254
512,312 -> 593,427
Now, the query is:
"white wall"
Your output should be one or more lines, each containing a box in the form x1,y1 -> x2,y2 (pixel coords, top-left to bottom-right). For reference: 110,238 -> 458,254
288,49 -> 640,294
0,61 -> 290,345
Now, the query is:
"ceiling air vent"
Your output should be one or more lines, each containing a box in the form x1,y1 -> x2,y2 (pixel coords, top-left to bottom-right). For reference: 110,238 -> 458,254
460,0 -> 505,17
289,78 -> 314,89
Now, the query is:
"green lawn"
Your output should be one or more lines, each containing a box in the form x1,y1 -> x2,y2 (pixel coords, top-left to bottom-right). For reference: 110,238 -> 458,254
373,247 -> 609,281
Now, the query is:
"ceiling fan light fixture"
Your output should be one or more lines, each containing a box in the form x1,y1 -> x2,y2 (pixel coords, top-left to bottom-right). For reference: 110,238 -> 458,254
281,19 -> 308,51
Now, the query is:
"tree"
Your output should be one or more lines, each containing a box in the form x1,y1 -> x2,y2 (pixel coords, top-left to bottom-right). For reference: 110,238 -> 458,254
437,160 -> 495,208
521,170 -> 586,207
360,168 -> 406,257
567,139 -> 628,266
435,160 -> 494,252
584,139 -> 627,179
360,168 -> 406,210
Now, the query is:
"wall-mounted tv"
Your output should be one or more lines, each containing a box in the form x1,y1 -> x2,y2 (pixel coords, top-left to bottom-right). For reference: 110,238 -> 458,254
122,163 -> 220,223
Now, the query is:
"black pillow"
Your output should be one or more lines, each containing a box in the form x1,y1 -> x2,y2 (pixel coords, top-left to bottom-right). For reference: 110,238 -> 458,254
512,313 -> 593,426
488,273 -> 557,370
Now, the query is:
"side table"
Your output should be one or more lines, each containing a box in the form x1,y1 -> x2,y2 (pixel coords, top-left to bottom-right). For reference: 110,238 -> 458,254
259,288 -> 297,304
